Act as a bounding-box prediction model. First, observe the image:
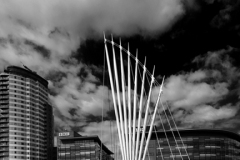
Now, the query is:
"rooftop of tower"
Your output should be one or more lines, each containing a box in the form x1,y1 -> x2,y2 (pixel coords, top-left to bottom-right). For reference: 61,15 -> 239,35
3,65 -> 48,87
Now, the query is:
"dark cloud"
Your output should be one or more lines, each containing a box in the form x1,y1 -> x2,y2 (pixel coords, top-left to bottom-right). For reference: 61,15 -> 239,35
25,40 -> 50,58
210,0 -> 240,29
151,47 -> 240,133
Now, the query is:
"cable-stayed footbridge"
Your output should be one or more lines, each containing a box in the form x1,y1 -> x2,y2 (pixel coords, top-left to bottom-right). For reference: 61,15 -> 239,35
103,35 -> 190,160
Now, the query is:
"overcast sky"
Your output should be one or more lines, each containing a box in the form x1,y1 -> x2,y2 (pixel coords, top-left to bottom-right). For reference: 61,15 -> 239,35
0,0 -> 240,154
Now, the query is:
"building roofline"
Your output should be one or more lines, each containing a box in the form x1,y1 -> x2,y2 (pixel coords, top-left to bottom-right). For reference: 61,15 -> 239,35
59,135 -> 113,154
4,65 -> 48,87
151,128 -> 240,142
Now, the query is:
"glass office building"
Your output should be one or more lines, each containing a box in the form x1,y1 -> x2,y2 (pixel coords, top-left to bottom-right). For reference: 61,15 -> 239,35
57,131 -> 113,160
0,66 -> 53,160
144,129 -> 240,160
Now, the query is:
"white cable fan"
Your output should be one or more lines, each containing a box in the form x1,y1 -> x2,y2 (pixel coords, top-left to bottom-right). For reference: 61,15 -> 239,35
103,34 -> 190,160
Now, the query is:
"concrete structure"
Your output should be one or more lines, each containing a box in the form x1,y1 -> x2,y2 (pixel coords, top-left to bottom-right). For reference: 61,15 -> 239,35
144,129 -> 240,160
0,66 -> 53,160
57,131 -> 113,160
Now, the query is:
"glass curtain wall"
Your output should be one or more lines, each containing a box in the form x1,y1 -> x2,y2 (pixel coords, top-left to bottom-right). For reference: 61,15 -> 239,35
149,136 -> 240,160
58,139 -> 112,160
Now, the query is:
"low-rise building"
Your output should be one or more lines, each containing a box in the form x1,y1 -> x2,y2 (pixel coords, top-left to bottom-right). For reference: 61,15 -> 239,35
56,131 -> 113,160
143,129 -> 240,160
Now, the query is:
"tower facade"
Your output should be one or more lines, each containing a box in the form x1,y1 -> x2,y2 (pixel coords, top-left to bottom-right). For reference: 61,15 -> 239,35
0,66 -> 53,160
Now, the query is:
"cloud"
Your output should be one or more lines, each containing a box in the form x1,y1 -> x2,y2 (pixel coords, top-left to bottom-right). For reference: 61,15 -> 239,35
0,0 -> 185,38
210,0 -> 240,30
155,71 -> 229,109
151,47 -> 240,129
193,47 -> 240,82
49,71 -> 114,130
0,0 -> 189,132
216,116 -> 240,129
187,70 -> 206,82
54,115 -> 87,131
183,104 -> 239,123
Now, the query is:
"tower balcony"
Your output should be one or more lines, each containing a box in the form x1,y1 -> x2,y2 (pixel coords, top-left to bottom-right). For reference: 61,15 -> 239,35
0,129 -> 8,133
0,100 -> 9,104
0,119 -> 9,123
0,138 -> 9,142
0,133 -> 8,137
0,152 -> 9,156
0,77 -> 9,81
0,87 -> 9,91
0,91 -> 9,95
0,82 -> 9,85
0,124 -> 9,128
0,109 -> 9,114
0,143 -> 8,147
0,147 -> 8,152
0,96 -> 8,100
0,114 -> 8,119
0,105 -> 8,109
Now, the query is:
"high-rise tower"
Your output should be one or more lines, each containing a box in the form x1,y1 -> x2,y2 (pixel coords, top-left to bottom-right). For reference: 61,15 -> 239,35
0,66 -> 53,160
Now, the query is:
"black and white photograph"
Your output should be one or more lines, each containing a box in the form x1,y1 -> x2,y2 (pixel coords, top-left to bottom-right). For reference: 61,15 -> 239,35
0,0 -> 240,160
